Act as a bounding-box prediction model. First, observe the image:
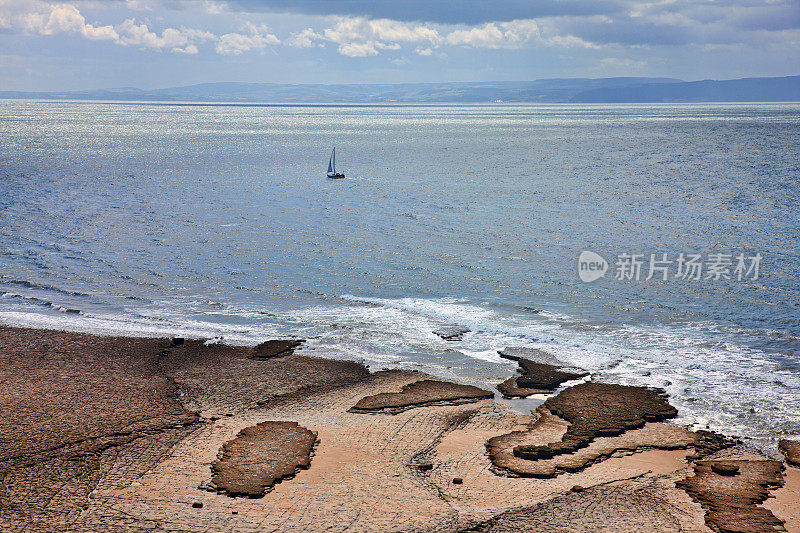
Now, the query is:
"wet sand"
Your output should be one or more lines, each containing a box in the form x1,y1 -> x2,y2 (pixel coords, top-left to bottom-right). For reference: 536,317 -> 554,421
0,325 -> 797,532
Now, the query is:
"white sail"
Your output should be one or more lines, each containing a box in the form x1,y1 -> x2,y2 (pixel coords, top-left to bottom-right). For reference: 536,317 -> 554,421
327,147 -> 343,177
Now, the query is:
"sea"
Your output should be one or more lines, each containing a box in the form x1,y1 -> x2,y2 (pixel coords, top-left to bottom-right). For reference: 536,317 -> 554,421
1,100 -> 798,451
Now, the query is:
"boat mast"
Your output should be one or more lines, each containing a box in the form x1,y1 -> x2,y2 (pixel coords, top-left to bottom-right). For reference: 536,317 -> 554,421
332,147 -> 336,173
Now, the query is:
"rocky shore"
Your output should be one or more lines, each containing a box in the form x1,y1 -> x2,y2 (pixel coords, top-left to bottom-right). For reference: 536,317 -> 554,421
0,325 -> 797,532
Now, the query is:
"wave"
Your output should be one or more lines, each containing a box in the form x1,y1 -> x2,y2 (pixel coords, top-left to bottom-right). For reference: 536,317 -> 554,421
0,277 -> 90,298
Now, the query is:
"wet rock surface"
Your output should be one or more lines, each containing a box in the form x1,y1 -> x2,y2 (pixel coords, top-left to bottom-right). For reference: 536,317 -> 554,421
0,326 -> 367,532
460,477 -> 702,532
496,347 -> 587,398
211,421 -> 317,497
350,379 -> 494,414
498,347 -> 571,367
0,326 -> 199,532
159,338 -> 370,415
486,383 -> 733,478
497,359 -> 587,398
249,339 -> 304,359
513,382 -> 679,461
433,326 -> 471,341
778,439 -> 800,467
677,459 -> 786,533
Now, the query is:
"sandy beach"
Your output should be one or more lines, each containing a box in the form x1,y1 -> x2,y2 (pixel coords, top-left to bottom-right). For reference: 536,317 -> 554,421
1,325 -> 797,533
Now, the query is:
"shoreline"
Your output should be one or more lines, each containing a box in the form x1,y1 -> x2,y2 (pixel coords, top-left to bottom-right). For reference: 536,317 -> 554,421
1,324 -> 798,532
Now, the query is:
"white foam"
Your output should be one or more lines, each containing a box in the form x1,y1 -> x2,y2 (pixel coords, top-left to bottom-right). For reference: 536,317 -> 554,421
0,310 -> 278,346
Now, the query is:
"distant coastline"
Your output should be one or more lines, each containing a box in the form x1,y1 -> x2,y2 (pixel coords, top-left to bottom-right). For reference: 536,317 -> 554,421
2,75 -> 798,104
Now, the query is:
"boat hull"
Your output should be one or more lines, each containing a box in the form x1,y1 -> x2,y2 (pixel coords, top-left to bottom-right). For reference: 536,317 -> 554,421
327,173 -> 345,179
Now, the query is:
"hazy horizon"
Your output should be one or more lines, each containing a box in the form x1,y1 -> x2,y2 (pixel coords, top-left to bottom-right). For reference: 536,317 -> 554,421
12,75 -> 800,93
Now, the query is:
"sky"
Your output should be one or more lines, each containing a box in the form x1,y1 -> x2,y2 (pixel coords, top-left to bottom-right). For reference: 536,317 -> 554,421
0,0 -> 798,91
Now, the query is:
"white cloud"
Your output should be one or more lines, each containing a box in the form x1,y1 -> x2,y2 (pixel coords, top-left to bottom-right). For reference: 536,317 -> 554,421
21,4 -> 118,41
544,34 -> 600,49
116,19 -> 215,52
6,2 -> 216,53
286,27 -> 322,48
320,16 -> 442,57
201,0 -> 227,14
445,19 -> 539,49
338,40 -> 379,57
0,3 -> 591,59
216,22 -> 279,55
174,43 -> 198,54
323,17 -> 442,46
123,0 -> 159,10
335,40 -> 403,57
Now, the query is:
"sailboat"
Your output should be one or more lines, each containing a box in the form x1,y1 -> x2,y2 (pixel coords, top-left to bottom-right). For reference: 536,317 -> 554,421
326,147 -> 345,179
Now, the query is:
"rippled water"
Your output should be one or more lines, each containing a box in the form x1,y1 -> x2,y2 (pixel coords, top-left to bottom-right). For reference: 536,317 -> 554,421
1,100 -> 798,445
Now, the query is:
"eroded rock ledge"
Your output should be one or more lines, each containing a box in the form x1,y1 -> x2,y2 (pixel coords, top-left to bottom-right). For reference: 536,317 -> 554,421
514,382 -> 678,461
677,459 -> 786,533
778,439 -> 800,467
487,382 -> 732,478
249,339 -> 305,360
496,347 -> 587,398
211,421 -> 317,498
350,379 -> 493,414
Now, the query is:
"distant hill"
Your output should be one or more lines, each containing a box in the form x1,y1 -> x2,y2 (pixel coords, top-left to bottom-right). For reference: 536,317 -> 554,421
1,76 -> 797,103
570,76 -> 800,103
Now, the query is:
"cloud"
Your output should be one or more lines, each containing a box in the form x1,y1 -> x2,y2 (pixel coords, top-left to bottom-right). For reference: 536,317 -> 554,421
123,0 -> 160,10
2,2 -> 280,56
543,34 -> 599,49
323,17 -> 441,46
116,19 -> 215,52
201,0 -> 228,14
286,27 -> 321,48
174,43 -> 198,53
21,4 -> 118,41
7,2 -> 216,52
2,0 -> 797,64
311,16 -> 442,57
445,19 -> 539,49
216,22 -> 279,55
301,16 -> 591,56
337,41 -> 378,57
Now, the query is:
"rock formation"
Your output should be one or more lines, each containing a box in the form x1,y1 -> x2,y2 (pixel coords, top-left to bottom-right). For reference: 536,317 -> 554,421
211,421 -> 317,497
350,379 -> 494,414
677,459 -> 786,533
778,439 -> 800,467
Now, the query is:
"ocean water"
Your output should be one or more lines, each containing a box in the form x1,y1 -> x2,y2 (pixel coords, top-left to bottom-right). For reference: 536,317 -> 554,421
1,100 -> 798,447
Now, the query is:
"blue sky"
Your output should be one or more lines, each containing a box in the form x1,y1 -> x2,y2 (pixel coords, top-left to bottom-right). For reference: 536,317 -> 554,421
1,0 -> 798,91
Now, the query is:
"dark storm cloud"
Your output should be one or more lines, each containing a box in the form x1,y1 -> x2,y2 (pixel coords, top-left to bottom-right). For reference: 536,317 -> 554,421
219,0 -> 625,24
